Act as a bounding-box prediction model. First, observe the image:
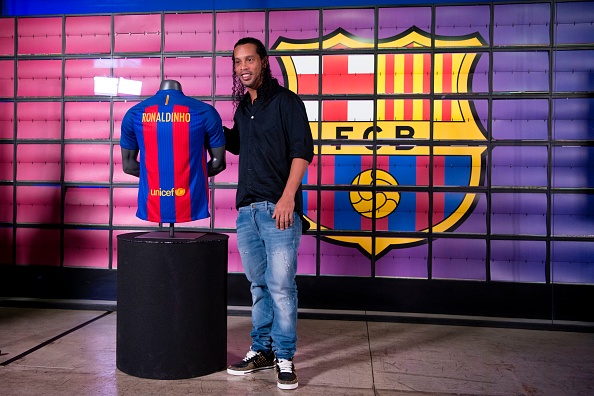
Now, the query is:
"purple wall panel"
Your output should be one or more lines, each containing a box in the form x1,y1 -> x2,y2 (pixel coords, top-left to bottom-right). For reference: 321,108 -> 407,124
297,236 -> 317,275
323,8 -> 375,40
552,147 -> 594,188
432,238 -> 486,280
492,99 -> 549,140
269,10 -> 320,48
553,98 -> 594,140
491,193 -> 547,235
376,242 -> 429,278
555,2 -> 594,45
492,52 -> 549,92
378,7 -> 431,37
493,3 -> 550,46
551,241 -> 594,284
552,194 -> 594,237
435,5 -> 490,45
554,50 -> 594,93
490,240 -> 546,283
491,146 -> 548,187
319,239 -> 371,276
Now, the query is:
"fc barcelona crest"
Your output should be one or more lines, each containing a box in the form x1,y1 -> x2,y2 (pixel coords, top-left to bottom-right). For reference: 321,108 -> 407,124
273,27 -> 488,259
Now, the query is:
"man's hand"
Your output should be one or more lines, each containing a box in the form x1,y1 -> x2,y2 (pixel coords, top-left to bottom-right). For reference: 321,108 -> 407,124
272,194 -> 295,230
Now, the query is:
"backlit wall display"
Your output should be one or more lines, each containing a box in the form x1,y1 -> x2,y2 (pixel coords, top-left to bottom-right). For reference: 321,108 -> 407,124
0,2 -> 592,285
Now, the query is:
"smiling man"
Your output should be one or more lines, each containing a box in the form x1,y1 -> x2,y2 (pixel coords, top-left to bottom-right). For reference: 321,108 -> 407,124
223,37 -> 314,390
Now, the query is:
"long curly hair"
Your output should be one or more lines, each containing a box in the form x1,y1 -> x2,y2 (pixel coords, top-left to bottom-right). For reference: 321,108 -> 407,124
231,37 -> 277,109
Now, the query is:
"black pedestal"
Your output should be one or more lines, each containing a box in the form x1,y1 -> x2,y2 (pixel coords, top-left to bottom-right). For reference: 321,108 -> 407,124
116,232 -> 228,380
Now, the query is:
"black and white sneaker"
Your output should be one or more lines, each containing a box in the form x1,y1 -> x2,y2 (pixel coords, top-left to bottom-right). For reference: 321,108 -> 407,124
276,358 -> 298,390
227,350 -> 275,375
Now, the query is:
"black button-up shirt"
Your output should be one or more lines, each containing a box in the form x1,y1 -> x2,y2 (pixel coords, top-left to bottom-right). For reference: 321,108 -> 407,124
225,80 -> 314,215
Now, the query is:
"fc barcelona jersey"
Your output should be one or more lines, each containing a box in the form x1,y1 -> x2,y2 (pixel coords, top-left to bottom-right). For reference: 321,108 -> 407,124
120,89 -> 225,223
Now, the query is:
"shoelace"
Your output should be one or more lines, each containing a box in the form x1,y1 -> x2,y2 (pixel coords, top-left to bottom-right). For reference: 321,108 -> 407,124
277,358 -> 293,373
243,350 -> 258,361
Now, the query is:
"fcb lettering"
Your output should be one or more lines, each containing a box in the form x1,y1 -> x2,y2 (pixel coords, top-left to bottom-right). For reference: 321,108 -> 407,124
141,111 -> 191,123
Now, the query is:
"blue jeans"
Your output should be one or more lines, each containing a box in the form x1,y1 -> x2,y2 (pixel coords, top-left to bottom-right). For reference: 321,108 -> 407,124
236,201 -> 301,360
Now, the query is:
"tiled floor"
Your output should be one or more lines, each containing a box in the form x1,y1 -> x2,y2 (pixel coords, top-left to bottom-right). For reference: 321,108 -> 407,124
1,306 -> 594,395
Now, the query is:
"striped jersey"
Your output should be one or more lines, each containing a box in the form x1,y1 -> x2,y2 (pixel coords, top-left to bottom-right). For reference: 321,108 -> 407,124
120,89 -> 225,223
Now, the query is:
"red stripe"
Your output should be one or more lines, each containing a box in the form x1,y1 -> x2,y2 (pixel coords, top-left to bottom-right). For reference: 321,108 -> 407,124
307,156 -> 318,222
443,100 -> 452,123
172,105 -> 191,222
442,53 -> 452,94
297,74 -> 318,95
320,155 -> 334,229
433,156 -> 446,225
375,156 -> 390,231
423,53 -> 431,94
385,99 -> 394,121
404,55 -> 413,93
416,192 -> 429,230
142,105 -> 160,220
323,100 -> 348,121
423,99 -> 430,121
385,55 -> 395,94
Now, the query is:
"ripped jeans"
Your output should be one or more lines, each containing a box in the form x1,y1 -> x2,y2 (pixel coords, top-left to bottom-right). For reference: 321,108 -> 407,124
236,201 -> 301,360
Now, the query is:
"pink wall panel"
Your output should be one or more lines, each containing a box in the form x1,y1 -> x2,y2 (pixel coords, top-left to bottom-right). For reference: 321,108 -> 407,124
65,16 -> 111,54
163,57 -> 213,96
63,144 -> 111,182
164,13 -> 213,52
112,101 -> 138,140
112,145 -> 139,183
16,102 -> 61,139
0,60 -> 15,97
63,229 -> 110,268
112,58 -> 161,96
0,185 -> 13,222
64,187 -> 110,224
64,101 -> 111,140
17,17 -> 62,55
215,12 -> 266,51
0,18 -> 15,56
112,187 -> 158,226
226,232 -> 242,273
16,144 -> 61,181
214,56 -> 233,96
0,227 -> 13,265
0,102 -> 14,138
16,228 -> 60,266
114,14 -> 161,53
16,185 -> 61,224
17,60 -> 62,97
0,144 -> 14,181
213,188 -> 238,229
64,58 -> 113,96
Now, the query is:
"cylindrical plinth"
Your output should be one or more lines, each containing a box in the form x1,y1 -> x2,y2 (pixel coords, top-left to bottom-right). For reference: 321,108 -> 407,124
116,232 -> 228,380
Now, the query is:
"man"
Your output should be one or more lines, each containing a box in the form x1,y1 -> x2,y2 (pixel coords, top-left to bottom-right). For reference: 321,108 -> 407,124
224,37 -> 314,390
120,79 -> 225,223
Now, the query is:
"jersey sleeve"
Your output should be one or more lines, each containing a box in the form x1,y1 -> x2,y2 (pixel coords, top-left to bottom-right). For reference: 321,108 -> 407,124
204,106 -> 226,149
120,108 -> 139,150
